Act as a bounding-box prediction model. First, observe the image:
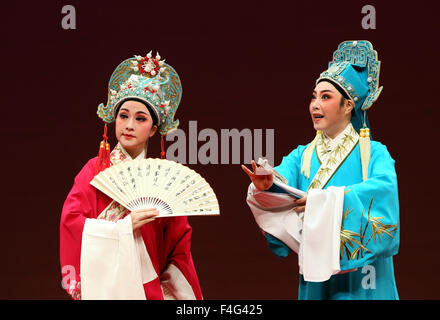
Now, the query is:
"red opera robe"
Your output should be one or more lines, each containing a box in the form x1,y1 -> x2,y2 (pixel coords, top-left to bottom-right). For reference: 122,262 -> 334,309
60,156 -> 203,300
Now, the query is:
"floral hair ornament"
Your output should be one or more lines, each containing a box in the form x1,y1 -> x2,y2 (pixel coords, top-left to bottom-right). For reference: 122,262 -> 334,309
95,51 -> 182,174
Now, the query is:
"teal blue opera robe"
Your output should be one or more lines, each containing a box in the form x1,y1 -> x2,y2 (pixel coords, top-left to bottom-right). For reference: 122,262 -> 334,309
265,138 -> 400,300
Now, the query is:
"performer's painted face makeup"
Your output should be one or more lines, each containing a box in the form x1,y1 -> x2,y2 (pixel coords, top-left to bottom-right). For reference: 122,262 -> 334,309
115,100 -> 157,158
310,81 -> 352,139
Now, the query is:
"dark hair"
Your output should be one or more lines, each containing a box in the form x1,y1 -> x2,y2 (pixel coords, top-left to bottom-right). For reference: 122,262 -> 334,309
339,96 -> 347,108
317,79 -> 350,108
317,79 -> 350,99
115,98 -> 158,125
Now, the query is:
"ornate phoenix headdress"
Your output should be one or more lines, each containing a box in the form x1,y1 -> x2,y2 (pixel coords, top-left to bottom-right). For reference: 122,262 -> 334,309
97,51 -> 182,136
95,52 -> 182,174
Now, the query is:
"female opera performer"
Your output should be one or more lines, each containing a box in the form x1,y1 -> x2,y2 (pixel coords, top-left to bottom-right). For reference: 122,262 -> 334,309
60,52 -> 203,300
242,41 -> 400,299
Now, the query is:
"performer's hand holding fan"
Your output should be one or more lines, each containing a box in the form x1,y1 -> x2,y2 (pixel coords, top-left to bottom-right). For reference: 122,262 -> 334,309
91,158 -> 220,217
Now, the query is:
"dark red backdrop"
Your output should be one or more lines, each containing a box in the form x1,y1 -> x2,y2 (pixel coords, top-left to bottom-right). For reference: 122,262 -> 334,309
1,1 -> 438,299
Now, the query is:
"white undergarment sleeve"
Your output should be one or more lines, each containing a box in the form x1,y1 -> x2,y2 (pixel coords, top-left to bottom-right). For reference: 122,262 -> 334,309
160,264 -> 197,300
80,215 -> 158,299
246,183 -> 302,254
301,186 -> 345,282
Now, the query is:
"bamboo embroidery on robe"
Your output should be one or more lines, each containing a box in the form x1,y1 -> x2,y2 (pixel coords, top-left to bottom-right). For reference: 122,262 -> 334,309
340,196 -> 399,260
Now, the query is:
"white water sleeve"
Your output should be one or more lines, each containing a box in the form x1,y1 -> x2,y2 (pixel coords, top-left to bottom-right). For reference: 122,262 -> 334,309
160,264 -> 197,300
302,186 -> 345,282
246,183 -> 302,254
80,215 -> 158,299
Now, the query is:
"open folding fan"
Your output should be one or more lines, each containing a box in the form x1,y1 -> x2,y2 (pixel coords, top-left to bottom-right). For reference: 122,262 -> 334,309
90,158 -> 220,217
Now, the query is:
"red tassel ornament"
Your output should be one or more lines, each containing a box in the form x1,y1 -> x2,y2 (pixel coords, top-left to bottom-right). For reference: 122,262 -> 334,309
160,135 -> 166,159
105,140 -> 111,168
95,124 -> 111,175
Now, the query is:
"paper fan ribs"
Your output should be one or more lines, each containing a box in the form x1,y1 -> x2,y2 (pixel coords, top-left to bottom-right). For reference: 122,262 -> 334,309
91,158 -> 220,217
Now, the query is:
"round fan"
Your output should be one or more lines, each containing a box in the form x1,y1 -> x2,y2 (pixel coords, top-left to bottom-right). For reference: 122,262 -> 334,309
90,158 -> 220,217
